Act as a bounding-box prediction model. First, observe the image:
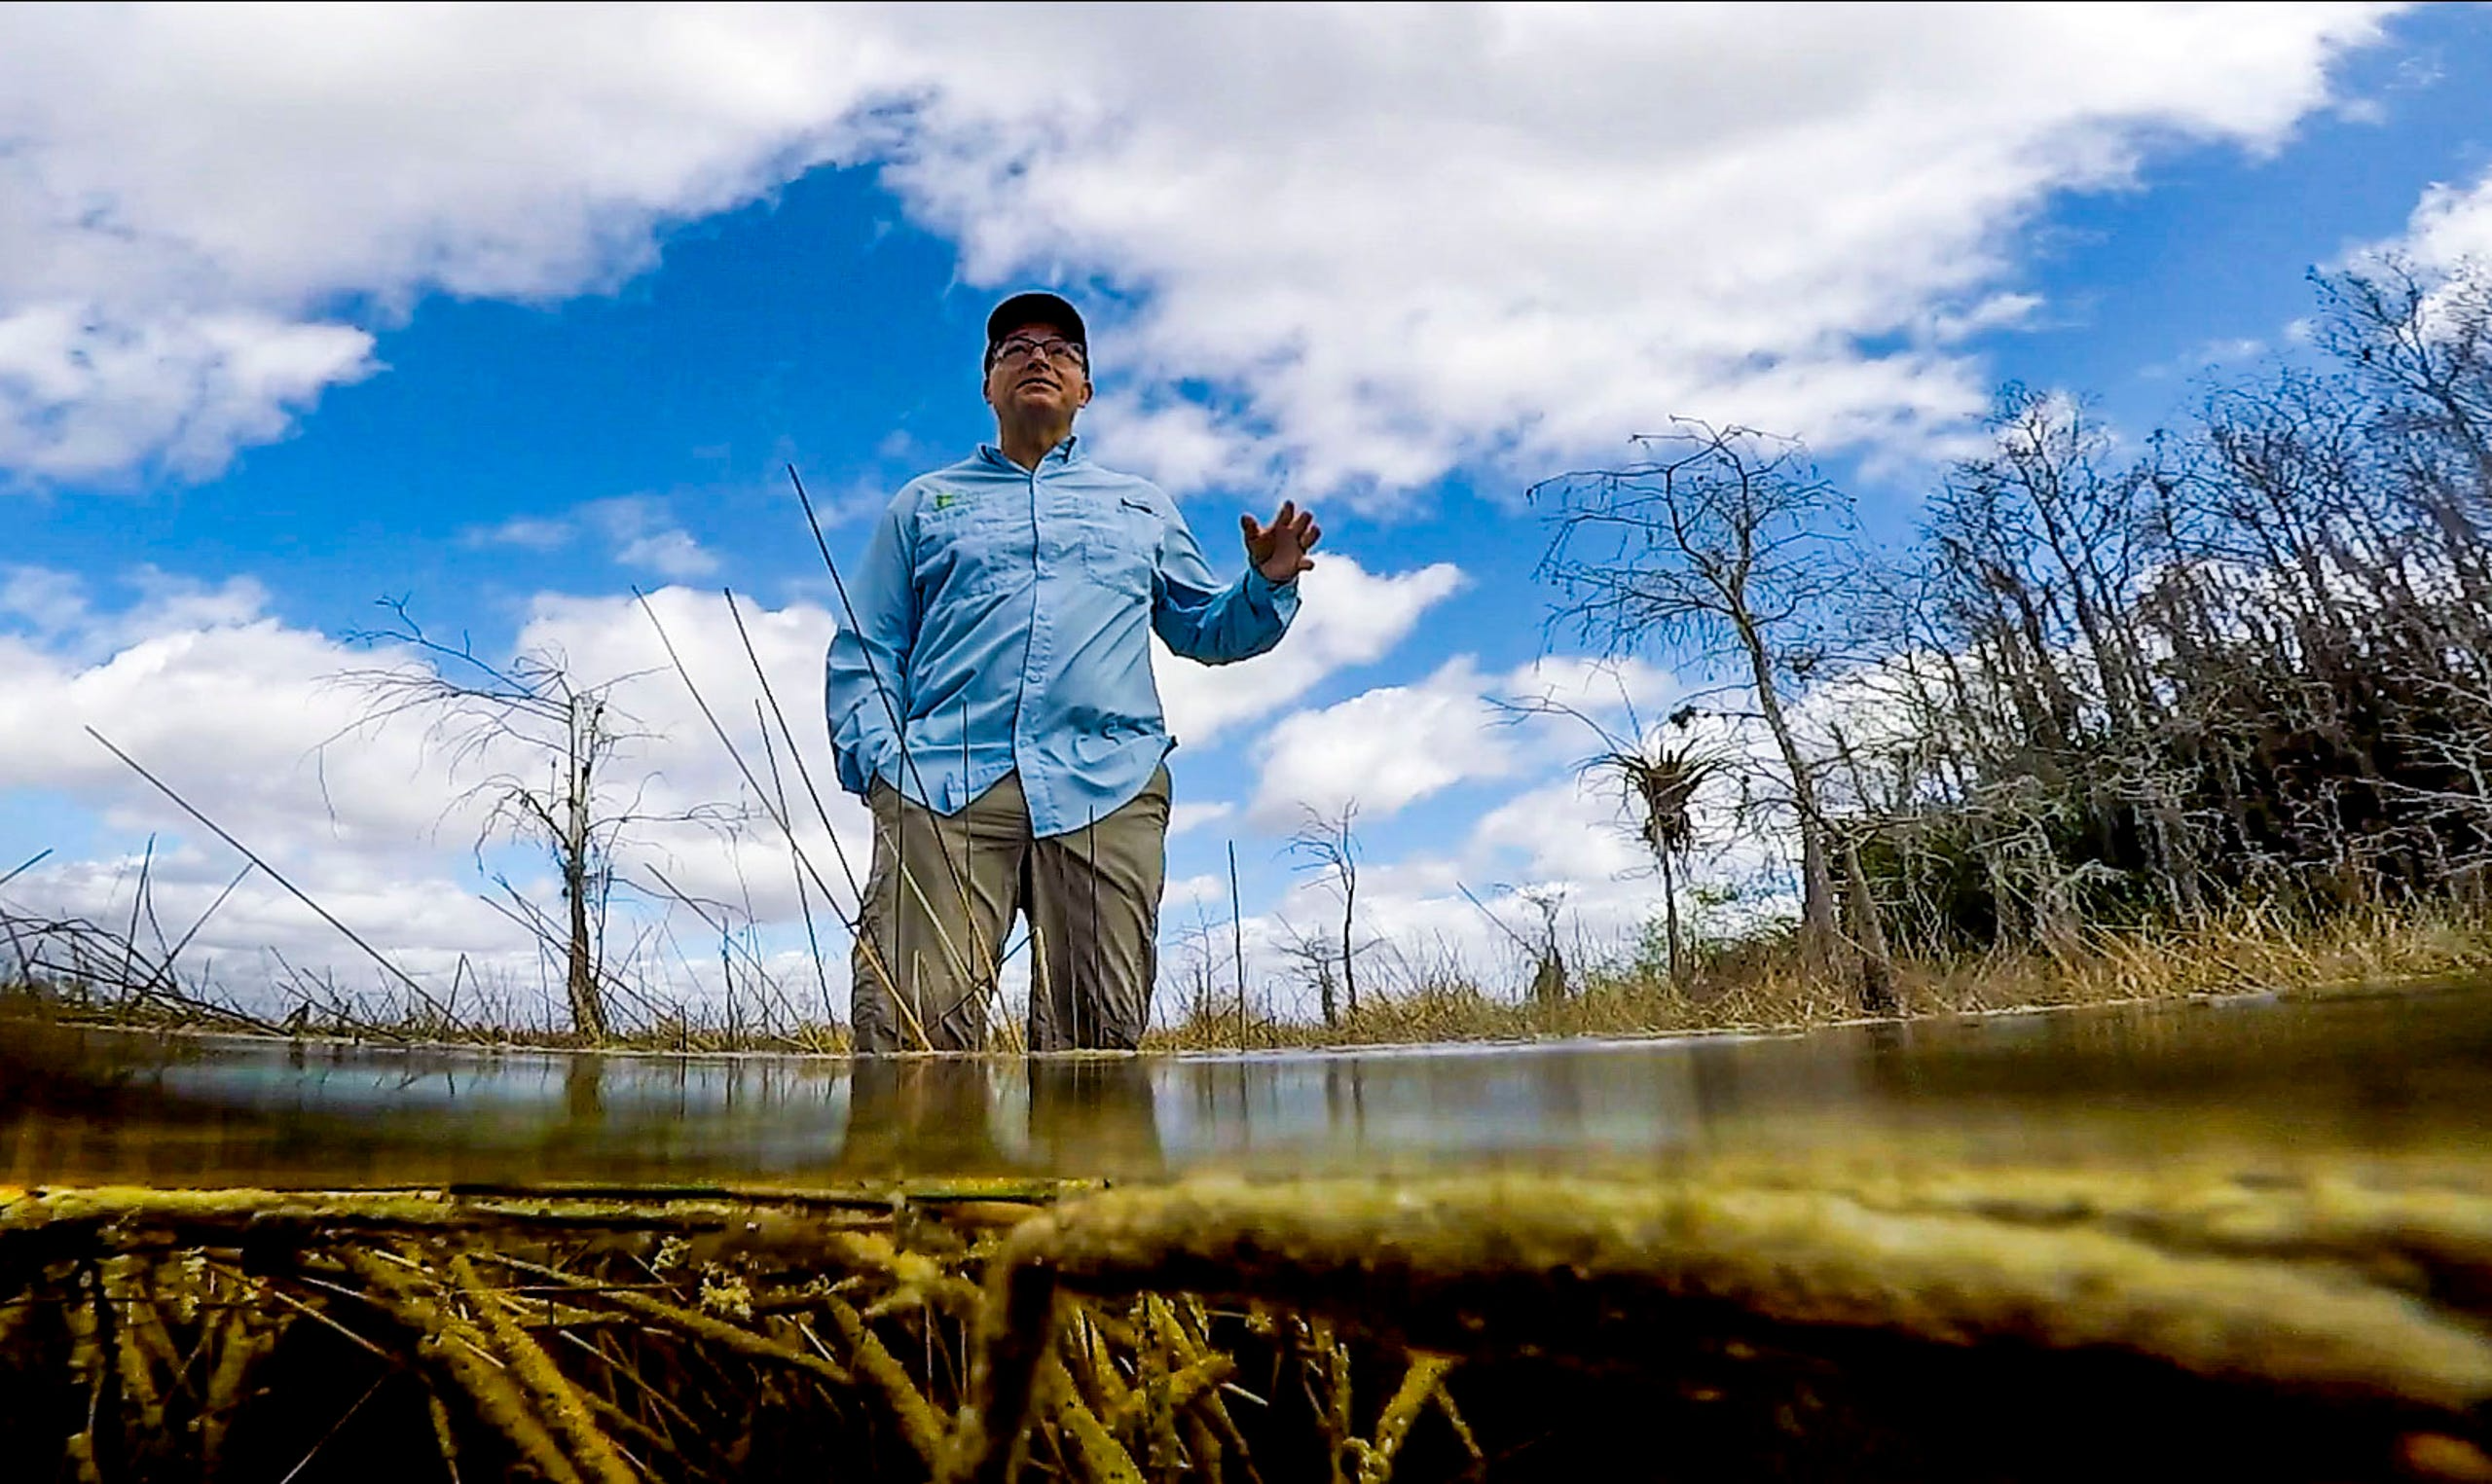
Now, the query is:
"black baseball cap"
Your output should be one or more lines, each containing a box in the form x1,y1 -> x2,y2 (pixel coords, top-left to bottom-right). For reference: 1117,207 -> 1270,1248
985,291 -> 1087,352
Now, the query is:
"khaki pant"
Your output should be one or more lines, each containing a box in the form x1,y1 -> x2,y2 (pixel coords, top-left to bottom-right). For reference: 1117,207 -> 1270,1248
851,767 -> 1169,1054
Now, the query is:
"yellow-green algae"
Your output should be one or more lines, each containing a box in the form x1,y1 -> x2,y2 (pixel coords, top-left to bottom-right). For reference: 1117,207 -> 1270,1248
981,1176 -> 2492,1404
2,1162 -> 2490,1481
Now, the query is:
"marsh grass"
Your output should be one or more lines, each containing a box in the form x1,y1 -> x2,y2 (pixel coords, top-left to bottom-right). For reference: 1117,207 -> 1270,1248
0,900 -> 854,1054
9,896 -> 2488,1058
1150,901 -> 2492,1052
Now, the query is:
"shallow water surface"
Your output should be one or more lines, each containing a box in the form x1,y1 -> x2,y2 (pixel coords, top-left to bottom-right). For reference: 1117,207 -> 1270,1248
4,984 -> 2488,1187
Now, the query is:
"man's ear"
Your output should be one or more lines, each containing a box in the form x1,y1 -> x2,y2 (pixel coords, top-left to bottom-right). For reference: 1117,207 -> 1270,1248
1077,375 -> 1094,411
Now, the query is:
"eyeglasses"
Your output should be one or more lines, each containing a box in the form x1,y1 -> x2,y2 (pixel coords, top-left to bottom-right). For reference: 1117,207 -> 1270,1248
988,335 -> 1088,370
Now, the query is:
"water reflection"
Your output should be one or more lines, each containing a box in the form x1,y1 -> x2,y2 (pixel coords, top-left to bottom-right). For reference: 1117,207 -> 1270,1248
1026,1059 -> 1164,1176
565,1056 -> 603,1122
3,983 -> 2489,1188
841,1058 -> 1006,1175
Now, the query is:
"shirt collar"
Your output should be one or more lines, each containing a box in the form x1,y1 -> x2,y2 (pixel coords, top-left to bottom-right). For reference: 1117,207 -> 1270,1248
976,433 -> 1084,471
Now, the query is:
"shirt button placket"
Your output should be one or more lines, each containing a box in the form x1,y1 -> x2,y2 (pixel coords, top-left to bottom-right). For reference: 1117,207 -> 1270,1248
1016,459 -> 1048,832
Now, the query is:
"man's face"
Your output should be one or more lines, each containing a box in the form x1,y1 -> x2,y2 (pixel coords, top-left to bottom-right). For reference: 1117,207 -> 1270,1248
983,320 -> 1092,422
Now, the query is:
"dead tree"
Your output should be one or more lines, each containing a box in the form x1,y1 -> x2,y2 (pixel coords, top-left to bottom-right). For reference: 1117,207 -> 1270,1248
1519,885 -> 1570,1004
1535,420 -> 1871,1001
1170,903 -> 1230,1033
336,600 -> 730,1041
1288,802 -> 1364,1020
1274,915 -> 1341,1028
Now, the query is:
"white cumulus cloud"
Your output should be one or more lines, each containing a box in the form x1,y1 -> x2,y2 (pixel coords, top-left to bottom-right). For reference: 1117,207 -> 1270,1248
1167,801 -> 1234,839
2389,163 -> 2492,270
1249,658 -> 1517,827
583,497 -> 722,580
1247,651 -> 1688,829
1152,553 -> 1466,745
882,3 -> 2392,500
0,5 -> 2392,491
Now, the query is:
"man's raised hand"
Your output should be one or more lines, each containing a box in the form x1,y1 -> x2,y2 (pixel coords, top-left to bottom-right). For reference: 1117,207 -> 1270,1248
1241,500 -> 1321,585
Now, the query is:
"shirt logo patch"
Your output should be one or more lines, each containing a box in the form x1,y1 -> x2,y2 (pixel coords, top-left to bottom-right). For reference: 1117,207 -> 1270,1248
932,490 -> 958,511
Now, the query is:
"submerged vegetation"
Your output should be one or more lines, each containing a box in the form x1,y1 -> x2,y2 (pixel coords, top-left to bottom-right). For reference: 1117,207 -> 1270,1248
5,1157 -> 2492,1482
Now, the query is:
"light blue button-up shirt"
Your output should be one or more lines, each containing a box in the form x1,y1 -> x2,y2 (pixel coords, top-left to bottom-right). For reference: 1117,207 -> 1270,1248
825,438 -> 1298,838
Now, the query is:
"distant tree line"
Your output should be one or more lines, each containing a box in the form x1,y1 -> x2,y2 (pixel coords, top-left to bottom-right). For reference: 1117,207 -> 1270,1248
1538,255 -> 2492,1010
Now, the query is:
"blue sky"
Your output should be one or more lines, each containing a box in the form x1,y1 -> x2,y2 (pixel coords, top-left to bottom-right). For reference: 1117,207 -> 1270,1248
4,5 -> 2489,1026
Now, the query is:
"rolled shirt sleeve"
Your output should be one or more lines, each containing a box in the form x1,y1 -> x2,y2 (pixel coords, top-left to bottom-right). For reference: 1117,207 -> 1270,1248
1150,496 -> 1299,664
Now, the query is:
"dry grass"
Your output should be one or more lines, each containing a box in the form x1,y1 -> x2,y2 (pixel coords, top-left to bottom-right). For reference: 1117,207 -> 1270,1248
1151,901 -> 2492,1052
0,898 -> 858,1056
0,977 -> 855,1058
11,898 -> 2487,1058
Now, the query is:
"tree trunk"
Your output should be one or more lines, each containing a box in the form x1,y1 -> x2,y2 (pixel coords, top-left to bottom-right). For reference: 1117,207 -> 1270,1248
1529,945 -> 1568,1005
1840,832 -> 1899,1016
1340,872 -> 1359,1019
563,699 -> 609,1042
1732,612 -> 1842,969
565,859 -> 607,1040
1658,849 -> 1682,989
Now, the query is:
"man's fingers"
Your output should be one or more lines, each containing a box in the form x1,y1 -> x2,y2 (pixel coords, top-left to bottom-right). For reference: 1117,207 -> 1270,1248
1247,505 -> 1320,576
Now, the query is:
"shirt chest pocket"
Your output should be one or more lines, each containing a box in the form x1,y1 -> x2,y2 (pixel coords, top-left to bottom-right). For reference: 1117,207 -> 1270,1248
913,501 -> 1016,601
1079,495 -> 1160,598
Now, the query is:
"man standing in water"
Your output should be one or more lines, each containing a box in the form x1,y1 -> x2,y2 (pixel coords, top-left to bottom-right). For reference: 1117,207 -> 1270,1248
826,292 -> 1318,1053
